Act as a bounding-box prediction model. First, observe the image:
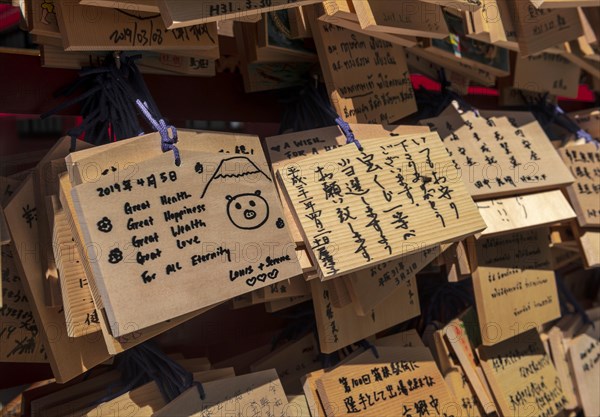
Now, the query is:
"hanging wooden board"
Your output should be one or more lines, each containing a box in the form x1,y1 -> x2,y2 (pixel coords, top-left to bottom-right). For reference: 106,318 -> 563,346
82,368 -> 235,417
577,227 -> 600,269
478,328 -> 568,417
26,0 -> 61,39
254,275 -> 309,302
152,369 -> 289,417
4,175 -> 111,382
156,0 -> 321,28
50,195 -> 100,338
278,132 -> 486,279
311,275 -> 419,353
54,0 -> 219,51
346,245 -> 441,315
72,150 -> 302,336
547,320 -> 580,410
408,47 -> 497,87
67,130 -> 268,187
475,190 -> 576,237
79,0 -> 161,13
422,9 -> 511,77
514,52 -> 581,98
569,107 -> 600,141
0,177 -> 20,247
558,144 -> 600,228
250,333 -> 322,393
530,0 -> 600,7
265,294 -> 310,312
318,2 -> 417,48
0,247 -> 48,363
266,124 -> 430,245
351,0 -> 450,38
471,228 -> 561,346
421,111 -> 574,199
309,14 -> 417,124
375,328 -> 424,347
509,0 -> 583,57
33,138 -> 94,309
315,346 -> 460,417
567,324 -> 600,417
443,309 -> 497,415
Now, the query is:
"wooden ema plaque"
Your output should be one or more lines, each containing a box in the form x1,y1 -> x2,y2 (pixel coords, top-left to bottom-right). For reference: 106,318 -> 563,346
351,0 -> 450,38
475,190 -> 576,237
72,151 -> 302,336
55,0 -> 219,51
0,248 -> 48,363
509,0 -> 583,56
315,346 -> 460,417
568,324 -> 600,417
558,144 -> 600,227
471,228 -> 561,346
421,111 -> 574,199
152,369 -> 290,417
311,276 -> 419,353
478,328 -> 567,417
156,0 -> 321,27
310,15 -> 417,124
278,132 -> 486,279
266,124 -> 430,245
4,175 -> 111,382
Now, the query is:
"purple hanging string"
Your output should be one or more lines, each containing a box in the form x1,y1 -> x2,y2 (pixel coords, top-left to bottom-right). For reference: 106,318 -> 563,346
554,105 -> 596,145
135,99 -> 181,165
335,116 -> 363,151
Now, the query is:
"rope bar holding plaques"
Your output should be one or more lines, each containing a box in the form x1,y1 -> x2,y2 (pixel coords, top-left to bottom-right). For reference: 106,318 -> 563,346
41,52 -> 181,163
92,342 -> 200,406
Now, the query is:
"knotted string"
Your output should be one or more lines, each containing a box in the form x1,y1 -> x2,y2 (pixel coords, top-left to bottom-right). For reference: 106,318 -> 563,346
355,339 -> 380,359
278,76 -> 362,150
91,342 -> 201,407
135,99 -> 180,166
526,92 -> 598,147
419,277 -> 474,329
41,53 -> 181,163
335,117 -> 363,151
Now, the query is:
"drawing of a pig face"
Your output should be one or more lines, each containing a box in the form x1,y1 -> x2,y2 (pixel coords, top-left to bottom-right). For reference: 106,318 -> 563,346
226,190 -> 270,230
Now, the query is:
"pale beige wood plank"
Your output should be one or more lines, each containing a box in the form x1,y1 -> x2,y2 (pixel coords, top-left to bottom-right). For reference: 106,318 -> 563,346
315,346 -> 457,416
421,111 -> 574,199
5,174 -> 110,382
156,0 -> 321,27
476,190 -> 576,236
311,275 -> 420,353
471,228 -> 561,346
478,328 -> 568,417
559,144 -> 600,227
55,0 -> 219,51
278,132 -> 486,279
